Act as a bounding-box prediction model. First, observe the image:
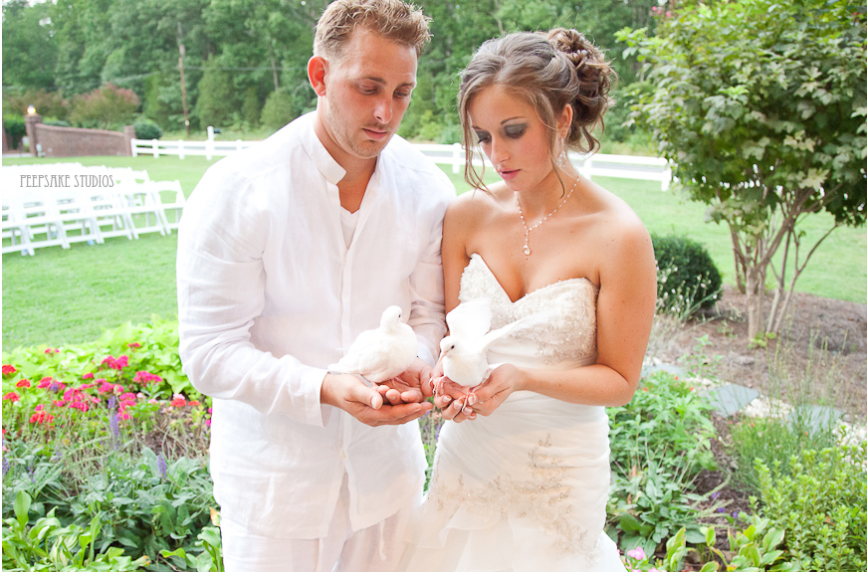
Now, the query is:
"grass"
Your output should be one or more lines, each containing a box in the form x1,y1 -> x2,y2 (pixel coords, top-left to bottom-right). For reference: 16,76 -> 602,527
3,154 -> 865,350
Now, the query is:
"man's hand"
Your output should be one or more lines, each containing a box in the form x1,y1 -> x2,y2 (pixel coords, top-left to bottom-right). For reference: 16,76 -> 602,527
321,372 -> 432,427
376,357 -> 434,405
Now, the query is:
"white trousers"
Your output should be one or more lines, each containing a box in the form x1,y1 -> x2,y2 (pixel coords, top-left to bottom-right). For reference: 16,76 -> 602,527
221,475 -> 418,572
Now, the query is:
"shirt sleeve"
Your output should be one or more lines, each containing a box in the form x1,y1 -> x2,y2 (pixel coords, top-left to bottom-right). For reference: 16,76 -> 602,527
176,167 -> 328,426
407,179 -> 455,366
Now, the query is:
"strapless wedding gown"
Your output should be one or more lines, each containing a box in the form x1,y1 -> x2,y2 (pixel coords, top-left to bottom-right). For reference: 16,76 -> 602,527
400,254 -> 625,572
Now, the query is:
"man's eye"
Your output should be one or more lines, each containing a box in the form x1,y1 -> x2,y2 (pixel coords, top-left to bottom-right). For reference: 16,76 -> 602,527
395,91 -> 411,99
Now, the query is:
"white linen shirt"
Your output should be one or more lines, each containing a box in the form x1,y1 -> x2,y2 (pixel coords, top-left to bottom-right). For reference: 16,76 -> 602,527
177,112 -> 454,538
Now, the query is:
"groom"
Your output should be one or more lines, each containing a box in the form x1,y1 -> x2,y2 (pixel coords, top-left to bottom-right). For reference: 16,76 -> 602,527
176,0 -> 453,570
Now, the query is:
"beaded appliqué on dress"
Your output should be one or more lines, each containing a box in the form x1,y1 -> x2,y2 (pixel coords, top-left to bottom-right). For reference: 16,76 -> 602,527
426,435 -> 600,557
458,254 -> 598,366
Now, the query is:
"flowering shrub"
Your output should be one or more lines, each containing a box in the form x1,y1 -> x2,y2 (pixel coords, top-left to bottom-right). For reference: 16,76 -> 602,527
69,83 -> 140,129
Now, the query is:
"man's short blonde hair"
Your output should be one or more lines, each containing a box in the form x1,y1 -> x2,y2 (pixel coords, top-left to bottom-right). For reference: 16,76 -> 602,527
313,0 -> 431,60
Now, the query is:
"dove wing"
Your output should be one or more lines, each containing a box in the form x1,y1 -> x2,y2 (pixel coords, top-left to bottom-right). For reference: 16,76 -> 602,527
446,298 -> 492,340
478,309 -> 553,352
329,329 -> 387,374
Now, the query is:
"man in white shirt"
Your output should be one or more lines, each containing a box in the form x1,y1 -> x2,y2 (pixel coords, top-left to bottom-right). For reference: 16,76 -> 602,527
176,1 -> 454,570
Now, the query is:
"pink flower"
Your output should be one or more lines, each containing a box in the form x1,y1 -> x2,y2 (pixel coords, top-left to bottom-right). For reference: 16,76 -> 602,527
117,412 -> 131,421
3,392 -> 20,402
82,372 -> 94,380
136,392 -> 144,399
37,377 -> 53,389
35,404 -> 44,411
208,407 -> 213,414
117,355 -> 129,368
626,547 -> 646,561
2,364 -> 17,375
205,419 -> 212,426
15,379 -> 31,388
98,382 -> 115,394
78,383 -> 95,390
133,371 -> 162,385
52,400 -> 65,407
127,342 -> 141,348
120,392 -> 136,401
148,399 -> 158,405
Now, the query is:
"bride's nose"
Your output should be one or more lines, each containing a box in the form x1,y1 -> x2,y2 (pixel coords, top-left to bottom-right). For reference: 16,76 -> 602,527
489,136 -> 510,164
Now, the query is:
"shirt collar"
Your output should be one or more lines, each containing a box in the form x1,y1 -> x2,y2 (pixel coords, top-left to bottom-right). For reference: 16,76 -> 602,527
301,111 -> 347,186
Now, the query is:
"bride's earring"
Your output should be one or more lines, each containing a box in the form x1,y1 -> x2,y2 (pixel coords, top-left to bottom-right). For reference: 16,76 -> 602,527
557,138 -> 568,169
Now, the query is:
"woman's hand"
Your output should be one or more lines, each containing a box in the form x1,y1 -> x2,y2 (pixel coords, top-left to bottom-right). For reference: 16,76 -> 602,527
465,363 -> 524,417
434,363 -> 525,422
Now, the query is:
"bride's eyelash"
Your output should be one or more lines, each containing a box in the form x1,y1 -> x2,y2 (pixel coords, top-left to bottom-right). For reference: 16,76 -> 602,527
503,124 -> 527,138
474,131 -> 491,144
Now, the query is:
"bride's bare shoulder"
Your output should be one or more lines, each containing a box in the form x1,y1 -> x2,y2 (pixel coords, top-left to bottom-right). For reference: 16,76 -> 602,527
446,181 -> 511,225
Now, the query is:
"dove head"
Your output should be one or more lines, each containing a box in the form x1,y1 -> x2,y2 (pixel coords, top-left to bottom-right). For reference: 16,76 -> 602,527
440,335 -> 459,356
380,305 -> 403,329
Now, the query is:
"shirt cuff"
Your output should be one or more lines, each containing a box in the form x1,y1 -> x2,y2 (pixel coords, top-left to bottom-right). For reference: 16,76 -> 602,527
297,366 -> 329,427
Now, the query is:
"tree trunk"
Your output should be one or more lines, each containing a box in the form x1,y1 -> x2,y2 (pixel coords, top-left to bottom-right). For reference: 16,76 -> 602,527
745,266 -> 764,341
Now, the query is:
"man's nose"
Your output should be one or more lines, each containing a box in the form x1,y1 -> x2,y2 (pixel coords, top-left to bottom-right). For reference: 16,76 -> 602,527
374,96 -> 393,124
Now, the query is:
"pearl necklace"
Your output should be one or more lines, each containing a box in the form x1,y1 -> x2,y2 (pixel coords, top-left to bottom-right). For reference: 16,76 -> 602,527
515,174 -> 579,256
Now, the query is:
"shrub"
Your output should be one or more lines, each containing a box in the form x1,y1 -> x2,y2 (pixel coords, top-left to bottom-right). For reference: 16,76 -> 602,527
194,60 -> 234,129
755,439 -> 867,571
2,88 -> 69,119
652,234 -> 723,317
134,118 -> 163,140
69,83 -> 140,130
260,90 -> 295,131
728,414 -> 838,495
3,114 -> 26,149
241,86 -> 260,128
43,117 -> 71,127
606,371 -> 722,554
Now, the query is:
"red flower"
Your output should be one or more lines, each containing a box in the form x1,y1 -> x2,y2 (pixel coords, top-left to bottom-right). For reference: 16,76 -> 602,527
37,377 -> 53,389
52,399 -> 65,407
188,400 -> 201,407
2,364 -> 17,375
127,342 -> 142,349
3,392 -> 20,402
29,411 -> 55,425
171,394 -> 187,407
15,379 -> 31,388
82,372 -> 94,380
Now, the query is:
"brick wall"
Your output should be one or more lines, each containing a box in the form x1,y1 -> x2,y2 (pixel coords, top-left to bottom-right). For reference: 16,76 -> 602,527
33,123 -> 134,158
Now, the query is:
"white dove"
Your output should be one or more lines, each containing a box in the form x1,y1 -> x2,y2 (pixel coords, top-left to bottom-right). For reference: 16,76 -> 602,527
329,305 -> 417,384
438,298 -> 539,389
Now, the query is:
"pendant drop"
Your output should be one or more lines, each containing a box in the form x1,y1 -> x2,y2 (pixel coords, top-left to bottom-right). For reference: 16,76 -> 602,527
523,245 -> 531,255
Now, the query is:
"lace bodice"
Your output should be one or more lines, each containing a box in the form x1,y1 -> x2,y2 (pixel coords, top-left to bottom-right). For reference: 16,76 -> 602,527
458,254 -> 599,368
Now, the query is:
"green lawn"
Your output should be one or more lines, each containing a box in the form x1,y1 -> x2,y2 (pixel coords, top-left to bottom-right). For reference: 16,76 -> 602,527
2,155 -> 865,350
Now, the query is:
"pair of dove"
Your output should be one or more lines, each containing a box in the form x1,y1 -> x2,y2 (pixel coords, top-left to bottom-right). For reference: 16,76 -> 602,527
329,299 -> 536,389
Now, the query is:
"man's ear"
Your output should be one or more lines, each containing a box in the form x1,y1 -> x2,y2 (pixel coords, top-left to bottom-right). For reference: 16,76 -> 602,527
308,56 -> 328,96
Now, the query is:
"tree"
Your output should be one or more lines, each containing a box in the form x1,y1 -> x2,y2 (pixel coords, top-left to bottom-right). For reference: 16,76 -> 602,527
620,0 -> 867,338
2,0 -> 58,89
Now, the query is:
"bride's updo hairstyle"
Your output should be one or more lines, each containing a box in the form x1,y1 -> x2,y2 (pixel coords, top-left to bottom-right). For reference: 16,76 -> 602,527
458,29 -> 613,191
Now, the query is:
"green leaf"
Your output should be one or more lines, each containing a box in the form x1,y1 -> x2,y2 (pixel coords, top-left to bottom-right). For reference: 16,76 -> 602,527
14,491 -> 31,528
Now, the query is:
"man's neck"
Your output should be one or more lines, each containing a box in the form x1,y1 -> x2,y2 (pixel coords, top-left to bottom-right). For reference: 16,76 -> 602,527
313,111 -> 377,213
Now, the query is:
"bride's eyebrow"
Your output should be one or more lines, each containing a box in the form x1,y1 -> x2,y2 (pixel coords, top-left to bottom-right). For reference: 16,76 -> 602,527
501,116 -> 525,124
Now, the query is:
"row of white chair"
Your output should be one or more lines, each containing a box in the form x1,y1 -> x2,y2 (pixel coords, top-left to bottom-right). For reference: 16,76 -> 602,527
2,166 -> 185,256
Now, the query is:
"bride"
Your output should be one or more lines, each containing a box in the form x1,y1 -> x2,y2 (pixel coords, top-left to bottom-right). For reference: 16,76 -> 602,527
400,29 -> 656,571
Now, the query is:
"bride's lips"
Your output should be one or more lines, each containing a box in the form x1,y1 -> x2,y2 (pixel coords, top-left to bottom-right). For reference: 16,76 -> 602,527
498,169 -> 520,180
363,128 -> 389,141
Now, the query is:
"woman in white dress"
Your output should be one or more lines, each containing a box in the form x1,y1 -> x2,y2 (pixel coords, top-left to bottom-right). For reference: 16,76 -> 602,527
400,29 -> 657,571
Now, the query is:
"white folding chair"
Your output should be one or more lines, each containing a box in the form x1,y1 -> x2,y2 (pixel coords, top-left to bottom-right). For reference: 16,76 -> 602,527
2,196 -> 35,256
18,190 -> 70,252
148,180 -> 185,230
52,189 -> 104,245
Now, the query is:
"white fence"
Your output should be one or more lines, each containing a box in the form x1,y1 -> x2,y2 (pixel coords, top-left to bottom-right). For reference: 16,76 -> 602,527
131,138 -> 672,190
